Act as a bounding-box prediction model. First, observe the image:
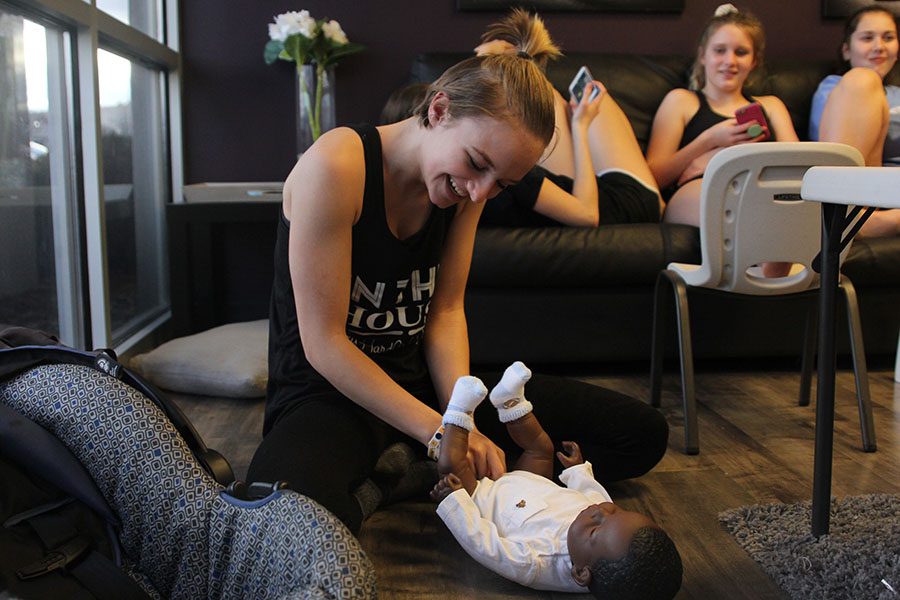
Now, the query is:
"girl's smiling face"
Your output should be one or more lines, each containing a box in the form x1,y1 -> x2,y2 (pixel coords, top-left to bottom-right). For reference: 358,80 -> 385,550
843,11 -> 899,79
700,23 -> 757,93
421,93 -> 544,208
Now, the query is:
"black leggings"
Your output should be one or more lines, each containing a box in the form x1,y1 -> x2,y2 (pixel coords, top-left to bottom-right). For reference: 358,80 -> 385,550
246,372 -> 668,534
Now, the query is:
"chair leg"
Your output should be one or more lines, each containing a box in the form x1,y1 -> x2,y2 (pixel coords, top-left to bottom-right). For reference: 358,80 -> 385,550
839,278 -> 877,452
799,301 -> 817,407
665,272 -> 699,455
649,272 -> 669,409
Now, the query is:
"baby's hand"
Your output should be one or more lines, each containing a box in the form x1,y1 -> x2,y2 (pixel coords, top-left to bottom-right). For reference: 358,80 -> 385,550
556,441 -> 584,468
430,473 -> 463,503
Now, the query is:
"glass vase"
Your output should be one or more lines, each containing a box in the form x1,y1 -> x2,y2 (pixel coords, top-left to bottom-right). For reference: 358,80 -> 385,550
296,63 -> 335,157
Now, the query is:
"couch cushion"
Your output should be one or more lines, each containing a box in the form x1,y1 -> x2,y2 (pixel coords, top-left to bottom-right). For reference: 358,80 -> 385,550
470,223 -> 700,287
843,236 -> 900,287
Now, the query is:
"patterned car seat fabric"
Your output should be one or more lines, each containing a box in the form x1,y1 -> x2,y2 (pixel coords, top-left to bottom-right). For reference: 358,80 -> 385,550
0,364 -> 377,599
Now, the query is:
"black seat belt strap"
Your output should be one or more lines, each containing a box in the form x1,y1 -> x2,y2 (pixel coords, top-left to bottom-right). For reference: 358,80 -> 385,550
17,507 -> 152,600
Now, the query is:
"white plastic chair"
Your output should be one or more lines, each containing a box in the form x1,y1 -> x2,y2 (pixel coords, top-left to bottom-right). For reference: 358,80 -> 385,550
650,142 -> 876,454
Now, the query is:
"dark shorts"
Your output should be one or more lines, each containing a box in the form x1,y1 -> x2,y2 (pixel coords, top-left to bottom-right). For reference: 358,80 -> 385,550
596,169 -> 662,225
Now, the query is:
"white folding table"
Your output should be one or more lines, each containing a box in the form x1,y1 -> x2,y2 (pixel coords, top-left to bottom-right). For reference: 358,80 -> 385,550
800,166 -> 900,536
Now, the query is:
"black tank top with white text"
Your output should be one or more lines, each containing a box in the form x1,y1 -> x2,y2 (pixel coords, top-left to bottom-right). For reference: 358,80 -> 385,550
265,123 -> 456,431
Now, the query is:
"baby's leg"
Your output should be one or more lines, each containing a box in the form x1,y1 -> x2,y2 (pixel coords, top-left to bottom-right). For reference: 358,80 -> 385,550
437,425 -> 477,495
506,414 -> 555,480
437,376 -> 488,495
489,362 -> 554,479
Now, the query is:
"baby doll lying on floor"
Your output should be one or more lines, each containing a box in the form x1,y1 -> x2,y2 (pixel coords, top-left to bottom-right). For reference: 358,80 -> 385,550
431,362 -> 682,599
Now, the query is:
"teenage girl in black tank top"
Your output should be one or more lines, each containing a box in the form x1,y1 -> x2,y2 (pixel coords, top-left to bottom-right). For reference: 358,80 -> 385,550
673,90 -> 772,188
247,56 -> 671,533
248,56 -> 668,532
646,5 -> 798,227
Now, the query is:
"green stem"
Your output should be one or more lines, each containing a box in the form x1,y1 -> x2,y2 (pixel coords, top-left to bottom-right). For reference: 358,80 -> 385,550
299,64 -> 318,142
313,63 -> 324,141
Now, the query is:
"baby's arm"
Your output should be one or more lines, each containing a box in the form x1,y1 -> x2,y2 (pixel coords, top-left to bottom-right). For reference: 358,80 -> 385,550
557,442 -> 613,502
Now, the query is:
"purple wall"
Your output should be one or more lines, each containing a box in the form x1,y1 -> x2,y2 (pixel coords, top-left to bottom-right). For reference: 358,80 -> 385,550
181,0 -> 845,183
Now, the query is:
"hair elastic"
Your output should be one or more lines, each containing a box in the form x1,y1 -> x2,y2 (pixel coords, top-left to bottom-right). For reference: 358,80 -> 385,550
715,3 -> 738,17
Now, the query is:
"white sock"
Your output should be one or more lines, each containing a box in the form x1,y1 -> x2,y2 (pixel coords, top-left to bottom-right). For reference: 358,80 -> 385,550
442,376 -> 487,432
489,361 -> 534,423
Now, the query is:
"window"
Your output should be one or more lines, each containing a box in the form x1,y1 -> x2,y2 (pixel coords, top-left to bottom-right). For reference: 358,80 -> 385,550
0,0 -> 181,351
97,0 -> 162,41
0,10 -> 81,344
98,49 -> 169,340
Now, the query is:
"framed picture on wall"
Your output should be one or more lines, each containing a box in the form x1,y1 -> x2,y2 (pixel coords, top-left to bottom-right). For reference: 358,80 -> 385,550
822,0 -> 900,18
457,0 -> 684,13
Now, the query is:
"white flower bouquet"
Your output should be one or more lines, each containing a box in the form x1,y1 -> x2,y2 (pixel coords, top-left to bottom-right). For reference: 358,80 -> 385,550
265,11 -> 364,142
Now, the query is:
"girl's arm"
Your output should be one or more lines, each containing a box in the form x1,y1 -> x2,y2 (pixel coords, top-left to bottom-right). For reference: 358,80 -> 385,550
647,89 -> 751,189
285,128 -> 442,447
646,89 -> 703,189
757,95 -> 800,142
530,82 -> 605,227
424,198 -> 506,478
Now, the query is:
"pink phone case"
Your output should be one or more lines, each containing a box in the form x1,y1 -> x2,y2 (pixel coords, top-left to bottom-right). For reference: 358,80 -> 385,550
735,103 -> 770,139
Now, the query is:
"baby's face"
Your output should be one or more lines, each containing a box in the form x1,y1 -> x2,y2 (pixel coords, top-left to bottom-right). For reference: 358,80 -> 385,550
566,502 -> 656,569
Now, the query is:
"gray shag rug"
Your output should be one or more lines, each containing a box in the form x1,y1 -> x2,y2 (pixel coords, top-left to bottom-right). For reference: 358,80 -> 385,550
720,494 -> 900,600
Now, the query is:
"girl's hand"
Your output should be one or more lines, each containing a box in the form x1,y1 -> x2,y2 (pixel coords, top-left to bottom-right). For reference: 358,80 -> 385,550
705,118 -> 764,149
556,441 -> 584,469
466,428 -> 506,480
569,80 -> 605,131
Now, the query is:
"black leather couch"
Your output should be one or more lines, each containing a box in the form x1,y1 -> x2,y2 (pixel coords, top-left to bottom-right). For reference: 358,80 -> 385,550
410,52 -> 900,366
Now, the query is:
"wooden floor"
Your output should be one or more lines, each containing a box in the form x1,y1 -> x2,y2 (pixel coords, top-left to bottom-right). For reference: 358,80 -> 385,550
172,365 -> 900,599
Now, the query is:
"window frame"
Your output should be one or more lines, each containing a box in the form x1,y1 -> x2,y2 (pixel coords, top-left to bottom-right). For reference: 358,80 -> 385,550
2,0 -> 181,351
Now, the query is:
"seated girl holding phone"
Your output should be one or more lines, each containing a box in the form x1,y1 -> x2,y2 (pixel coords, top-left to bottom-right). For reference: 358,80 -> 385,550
646,4 -> 798,228
808,5 -> 900,237
474,9 -> 664,228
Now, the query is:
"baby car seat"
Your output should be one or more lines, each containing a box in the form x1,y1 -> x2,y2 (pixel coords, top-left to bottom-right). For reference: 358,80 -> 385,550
0,340 -> 376,599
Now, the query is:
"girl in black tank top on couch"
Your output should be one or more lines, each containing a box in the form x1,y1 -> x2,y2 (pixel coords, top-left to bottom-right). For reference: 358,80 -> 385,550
646,4 -> 798,228
248,54 -> 670,534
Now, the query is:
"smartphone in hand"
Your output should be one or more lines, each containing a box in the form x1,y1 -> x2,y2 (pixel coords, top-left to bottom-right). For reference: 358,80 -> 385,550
735,102 -> 770,140
568,65 -> 601,103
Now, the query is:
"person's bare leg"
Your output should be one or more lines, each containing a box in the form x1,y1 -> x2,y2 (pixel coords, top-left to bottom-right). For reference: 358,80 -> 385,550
437,424 -> 477,495
436,376 -> 488,495
587,95 -> 664,218
539,90 -> 575,178
488,361 -> 553,479
820,67 -> 889,168
819,68 -> 897,238
506,413 -> 555,479
858,209 -> 900,237
662,179 -> 702,226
